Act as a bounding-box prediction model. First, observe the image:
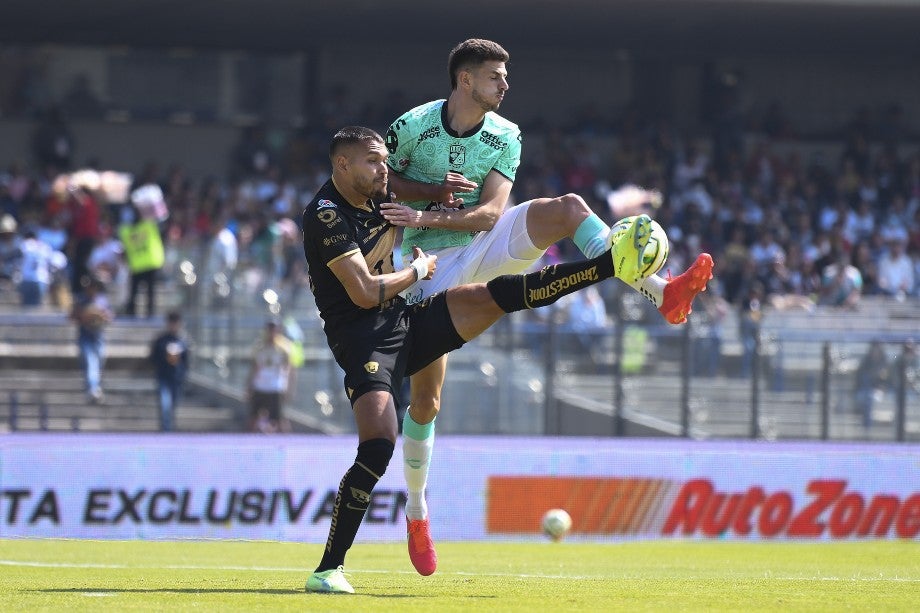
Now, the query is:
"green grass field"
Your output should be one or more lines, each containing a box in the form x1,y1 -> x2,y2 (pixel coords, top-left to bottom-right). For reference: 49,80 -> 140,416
1,538 -> 917,612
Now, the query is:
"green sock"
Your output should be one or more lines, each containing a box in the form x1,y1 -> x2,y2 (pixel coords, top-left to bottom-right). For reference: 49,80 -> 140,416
572,214 -> 610,258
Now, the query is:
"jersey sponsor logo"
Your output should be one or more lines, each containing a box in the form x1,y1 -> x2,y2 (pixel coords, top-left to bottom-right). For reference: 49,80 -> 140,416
417,125 -> 441,144
317,199 -> 336,208
479,130 -> 508,151
385,128 -> 399,153
317,210 -> 338,224
449,144 -> 466,166
322,234 -> 349,247
526,266 -> 599,304
403,286 -> 424,306
364,361 -> 379,374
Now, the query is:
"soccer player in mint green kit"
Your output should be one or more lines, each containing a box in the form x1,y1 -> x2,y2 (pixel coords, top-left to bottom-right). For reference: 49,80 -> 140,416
381,39 -> 714,576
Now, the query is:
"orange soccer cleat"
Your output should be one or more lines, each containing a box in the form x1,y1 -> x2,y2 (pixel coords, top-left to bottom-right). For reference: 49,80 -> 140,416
659,253 -> 714,324
406,516 -> 438,576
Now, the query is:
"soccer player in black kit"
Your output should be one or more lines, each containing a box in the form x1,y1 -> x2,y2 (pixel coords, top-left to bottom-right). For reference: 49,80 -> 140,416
302,126 -> 660,593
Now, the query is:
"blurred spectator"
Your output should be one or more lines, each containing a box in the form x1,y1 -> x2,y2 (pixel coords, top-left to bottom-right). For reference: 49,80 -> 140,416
205,213 -> 239,307
0,214 -> 21,289
738,281 -> 765,378
118,196 -> 166,318
854,340 -> 890,429
878,194 -> 911,244
848,199 -> 876,243
850,241 -> 881,297
149,310 -> 190,432
763,251 -> 815,312
65,179 -> 102,293
876,238 -> 915,299
748,226 -> 784,277
18,228 -> 65,308
692,279 -> 729,377
780,243 -> 820,298
718,225 -> 750,304
672,142 -> 709,194
87,222 -> 128,309
559,285 -> 608,366
248,211 -> 283,290
70,276 -> 113,404
246,320 -> 294,433
818,252 -> 863,309
894,340 -> 919,401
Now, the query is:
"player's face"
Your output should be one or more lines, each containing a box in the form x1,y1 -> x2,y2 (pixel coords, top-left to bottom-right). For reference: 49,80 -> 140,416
468,61 -> 509,113
347,140 -> 390,201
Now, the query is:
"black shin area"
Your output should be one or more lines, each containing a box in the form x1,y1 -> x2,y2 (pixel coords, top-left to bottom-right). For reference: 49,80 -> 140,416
487,256 -> 613,313
316,438 -> 394,572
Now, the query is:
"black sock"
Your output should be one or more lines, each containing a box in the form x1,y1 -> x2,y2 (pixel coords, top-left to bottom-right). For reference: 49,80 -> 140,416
316,438 -> 394,572
487,253 -> 614,313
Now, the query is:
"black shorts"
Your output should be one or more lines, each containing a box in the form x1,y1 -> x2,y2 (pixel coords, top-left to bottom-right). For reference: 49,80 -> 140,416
250,391 -> 283,421
326,292 -> 465,406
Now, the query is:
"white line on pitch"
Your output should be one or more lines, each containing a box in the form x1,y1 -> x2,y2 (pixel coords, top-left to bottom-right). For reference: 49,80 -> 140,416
0,560 -> 917,582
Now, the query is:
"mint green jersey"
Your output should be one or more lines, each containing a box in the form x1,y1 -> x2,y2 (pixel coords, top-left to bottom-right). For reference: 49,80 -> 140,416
385,99 -> 522,255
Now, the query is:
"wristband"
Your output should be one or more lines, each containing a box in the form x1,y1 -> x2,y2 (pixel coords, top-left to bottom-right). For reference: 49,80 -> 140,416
409,258 -> 428,281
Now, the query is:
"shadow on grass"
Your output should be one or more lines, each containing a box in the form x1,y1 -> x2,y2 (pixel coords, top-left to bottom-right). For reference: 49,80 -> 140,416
32,588 -> 495,599
34,588 -> 301,595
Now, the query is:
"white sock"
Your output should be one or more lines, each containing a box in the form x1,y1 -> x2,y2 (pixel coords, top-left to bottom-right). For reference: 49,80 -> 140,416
402,411 -> 435,521
630,274 -> 665,308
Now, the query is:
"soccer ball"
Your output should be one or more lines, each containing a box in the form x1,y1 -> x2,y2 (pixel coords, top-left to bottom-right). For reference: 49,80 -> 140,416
541,508 -> 573,541
609,215 -> 670,279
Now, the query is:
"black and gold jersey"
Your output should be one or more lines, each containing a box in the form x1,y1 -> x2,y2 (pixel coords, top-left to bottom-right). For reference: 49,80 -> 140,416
301,179 -> 400,331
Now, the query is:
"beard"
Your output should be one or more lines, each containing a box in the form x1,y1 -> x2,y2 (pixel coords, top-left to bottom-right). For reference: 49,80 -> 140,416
471,89 -> 500,113
363,176 -> 389,201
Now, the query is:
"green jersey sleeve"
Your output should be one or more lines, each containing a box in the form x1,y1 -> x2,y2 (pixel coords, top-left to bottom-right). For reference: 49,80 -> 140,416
385,99 -> 524,254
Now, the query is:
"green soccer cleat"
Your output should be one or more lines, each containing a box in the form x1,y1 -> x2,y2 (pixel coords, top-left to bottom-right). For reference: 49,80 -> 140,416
305,566 -> 355,594
608,213 -> 653,284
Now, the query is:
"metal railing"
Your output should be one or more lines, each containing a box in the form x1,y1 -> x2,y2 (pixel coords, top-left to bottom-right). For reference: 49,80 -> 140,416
175,251 -> 919,442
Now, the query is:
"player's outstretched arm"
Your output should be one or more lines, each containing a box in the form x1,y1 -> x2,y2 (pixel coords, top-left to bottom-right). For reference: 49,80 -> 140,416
329,247 -> 436,309
388,171 -> 477,208
382,170 -> 512,232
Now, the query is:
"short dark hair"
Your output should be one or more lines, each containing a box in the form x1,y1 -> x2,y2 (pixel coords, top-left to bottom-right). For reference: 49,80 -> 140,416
448,39 -> 509,89
329,126 -> 383,160
167,310 -> 182,324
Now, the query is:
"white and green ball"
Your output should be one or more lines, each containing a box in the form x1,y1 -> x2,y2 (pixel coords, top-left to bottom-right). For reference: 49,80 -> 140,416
609,215 -> 670,279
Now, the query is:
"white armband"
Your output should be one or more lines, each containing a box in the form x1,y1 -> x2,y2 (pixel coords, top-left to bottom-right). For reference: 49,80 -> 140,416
409,257 -> 429,281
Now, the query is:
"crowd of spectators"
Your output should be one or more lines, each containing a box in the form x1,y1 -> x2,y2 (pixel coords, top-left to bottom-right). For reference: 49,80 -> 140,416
1,92 -> 919,328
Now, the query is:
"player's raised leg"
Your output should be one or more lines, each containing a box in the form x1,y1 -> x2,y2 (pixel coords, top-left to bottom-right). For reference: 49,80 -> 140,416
605,214 -> 714,324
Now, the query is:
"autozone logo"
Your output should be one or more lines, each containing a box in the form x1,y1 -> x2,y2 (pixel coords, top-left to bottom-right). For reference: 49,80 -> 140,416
486,476 -> 920,539
664,478 -> 920,539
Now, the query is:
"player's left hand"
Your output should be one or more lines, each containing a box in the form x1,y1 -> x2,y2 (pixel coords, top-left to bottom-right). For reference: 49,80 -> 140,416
380,202 -> 425,228
438,172 -> 476,208
411,246 -> 437,280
